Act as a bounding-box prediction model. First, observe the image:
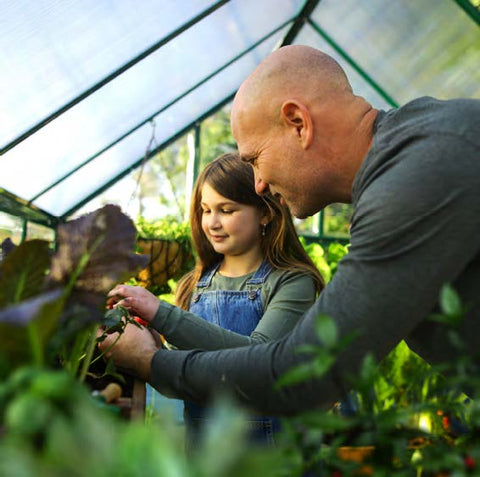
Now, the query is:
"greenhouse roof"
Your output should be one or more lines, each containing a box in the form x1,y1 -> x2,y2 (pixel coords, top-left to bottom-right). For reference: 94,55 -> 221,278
1,0 -> 479,228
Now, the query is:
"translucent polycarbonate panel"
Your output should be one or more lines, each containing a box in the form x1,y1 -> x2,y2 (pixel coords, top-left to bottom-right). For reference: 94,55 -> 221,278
0,0 -> 298,210
33,29 -> 290,217
310,0 -> 480,103
0,0 -> 218,150
25,222 -> 55,242
293,25 -> 393,110
71,132 -> 192,222
0,211 -> 23,246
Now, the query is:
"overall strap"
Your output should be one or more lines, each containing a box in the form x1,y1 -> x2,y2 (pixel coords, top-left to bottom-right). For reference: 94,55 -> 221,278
247,259 -> 273,285
245,260 -> 273,301
196,262 -> 221,288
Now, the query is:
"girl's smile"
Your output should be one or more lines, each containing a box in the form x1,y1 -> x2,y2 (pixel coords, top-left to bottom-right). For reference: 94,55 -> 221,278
200,183 -> 266,264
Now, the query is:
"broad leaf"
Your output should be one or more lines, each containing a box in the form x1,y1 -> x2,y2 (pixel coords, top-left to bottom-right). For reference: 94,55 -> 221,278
0,289 -> 64,366
50,204 -> 148,295
0,239 -> 51,308
314,314 -> 338,348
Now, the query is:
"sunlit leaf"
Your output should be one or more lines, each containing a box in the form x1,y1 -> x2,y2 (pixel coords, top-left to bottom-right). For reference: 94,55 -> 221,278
439,284 -> 463,319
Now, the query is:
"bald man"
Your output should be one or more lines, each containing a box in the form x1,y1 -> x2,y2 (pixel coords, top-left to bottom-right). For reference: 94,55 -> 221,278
100,46 -> 480,415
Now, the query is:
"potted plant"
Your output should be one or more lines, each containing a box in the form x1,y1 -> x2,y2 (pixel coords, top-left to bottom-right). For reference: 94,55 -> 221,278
134,217 -> 194,295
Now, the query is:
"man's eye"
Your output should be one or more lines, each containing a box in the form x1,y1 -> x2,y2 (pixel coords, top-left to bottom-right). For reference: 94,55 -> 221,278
243,156 -> 257,165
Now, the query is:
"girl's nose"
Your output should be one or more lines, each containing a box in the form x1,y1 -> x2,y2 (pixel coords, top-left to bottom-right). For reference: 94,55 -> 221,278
208,212 -> 221,229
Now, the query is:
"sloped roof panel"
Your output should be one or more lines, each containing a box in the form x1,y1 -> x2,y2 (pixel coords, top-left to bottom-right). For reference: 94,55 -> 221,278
1,0 -> 301,218
0,0 -> 478,225
34,28 -> 291,217
308,0 -> 480,102
0,0 -> 220,150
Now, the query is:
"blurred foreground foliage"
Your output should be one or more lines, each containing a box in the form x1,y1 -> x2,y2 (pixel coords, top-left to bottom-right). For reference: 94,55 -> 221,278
0,207 -> 479,476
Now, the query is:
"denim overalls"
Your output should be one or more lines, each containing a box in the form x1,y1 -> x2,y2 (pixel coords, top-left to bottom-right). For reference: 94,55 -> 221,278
184,260 -> 282,447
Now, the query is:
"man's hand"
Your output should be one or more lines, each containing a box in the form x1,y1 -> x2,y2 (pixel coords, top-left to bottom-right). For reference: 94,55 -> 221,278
97,322 -> 159,382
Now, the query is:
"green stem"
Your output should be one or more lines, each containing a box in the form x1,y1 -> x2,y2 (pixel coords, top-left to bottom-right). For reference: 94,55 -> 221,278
64,328 -> 91,376
89,332 -> 123,367
27,322 -> 44,367
78,324 -> 100,383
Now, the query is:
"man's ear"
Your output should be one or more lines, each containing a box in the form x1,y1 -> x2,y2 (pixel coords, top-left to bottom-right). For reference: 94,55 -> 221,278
280,100 -> 313,149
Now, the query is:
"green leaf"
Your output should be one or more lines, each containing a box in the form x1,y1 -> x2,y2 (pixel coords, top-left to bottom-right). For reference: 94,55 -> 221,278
297,411 -> 356,432
0,289 -> 65,366
439,284 -> 462,317
0,239 -> 51,308
314,314 -> 338,348
276,363 -> 317,388
102,306 -> 128,328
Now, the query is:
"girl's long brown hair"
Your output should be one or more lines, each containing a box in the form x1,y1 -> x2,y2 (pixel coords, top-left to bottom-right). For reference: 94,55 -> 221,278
175,152 -> 324,310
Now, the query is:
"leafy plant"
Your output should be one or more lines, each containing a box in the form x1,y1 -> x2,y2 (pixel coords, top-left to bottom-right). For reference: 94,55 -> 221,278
134,217 -> 194,295
275,284 -> 479,476
301,238 -> 349,283
2,212 -> 480,477
0,204 -> 147,378
135,216 -> 192,244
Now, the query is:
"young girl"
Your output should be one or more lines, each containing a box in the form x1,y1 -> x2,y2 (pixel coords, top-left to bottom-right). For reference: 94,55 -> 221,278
108,152 -> 324,448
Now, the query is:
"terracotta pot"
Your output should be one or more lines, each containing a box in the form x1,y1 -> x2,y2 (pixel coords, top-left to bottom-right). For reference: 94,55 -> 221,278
336,446 -> 375,475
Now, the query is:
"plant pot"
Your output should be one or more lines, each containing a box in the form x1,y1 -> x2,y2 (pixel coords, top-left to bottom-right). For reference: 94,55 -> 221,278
136,238 -> 192,289
336,446 -> 375,475
116,378 -> 146,420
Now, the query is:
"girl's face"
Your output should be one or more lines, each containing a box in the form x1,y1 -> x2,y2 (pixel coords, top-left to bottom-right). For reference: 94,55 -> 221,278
200,183 -> 265,258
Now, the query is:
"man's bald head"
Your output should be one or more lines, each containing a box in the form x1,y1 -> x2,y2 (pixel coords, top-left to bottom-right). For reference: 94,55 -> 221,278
232,45 -> 352,128
231,45 -> 376,217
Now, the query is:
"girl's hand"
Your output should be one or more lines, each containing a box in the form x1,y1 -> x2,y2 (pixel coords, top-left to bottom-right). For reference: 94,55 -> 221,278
107,285 -> 160,323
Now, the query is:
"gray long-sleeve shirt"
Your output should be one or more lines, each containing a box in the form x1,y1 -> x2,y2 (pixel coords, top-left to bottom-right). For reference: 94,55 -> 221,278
150,96 -> 480,416
150,268 -> 317,350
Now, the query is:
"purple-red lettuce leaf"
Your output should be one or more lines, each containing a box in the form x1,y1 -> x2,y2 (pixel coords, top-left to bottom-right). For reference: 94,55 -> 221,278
49,204 -> 148,295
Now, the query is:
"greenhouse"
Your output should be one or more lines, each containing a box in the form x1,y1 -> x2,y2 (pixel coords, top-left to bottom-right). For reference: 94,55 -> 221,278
1,1 -> 480,476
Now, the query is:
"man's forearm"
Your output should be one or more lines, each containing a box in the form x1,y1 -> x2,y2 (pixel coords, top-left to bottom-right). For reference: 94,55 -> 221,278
148,303 -> 347,415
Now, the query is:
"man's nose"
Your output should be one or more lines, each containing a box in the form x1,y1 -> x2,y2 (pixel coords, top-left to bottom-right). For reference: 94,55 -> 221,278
254,174 -> 270,196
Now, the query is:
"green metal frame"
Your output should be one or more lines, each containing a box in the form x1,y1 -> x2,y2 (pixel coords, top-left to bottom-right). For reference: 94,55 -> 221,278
453,0 -> 480,25
0,188 -> 58,228
2,0 -> 478,245
33,15 -> 296,209
0,0 -> 229,155
59,96 -> 236,221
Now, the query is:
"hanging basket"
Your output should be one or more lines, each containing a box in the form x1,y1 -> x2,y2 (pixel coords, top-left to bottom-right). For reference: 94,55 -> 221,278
136,238 -> 193,290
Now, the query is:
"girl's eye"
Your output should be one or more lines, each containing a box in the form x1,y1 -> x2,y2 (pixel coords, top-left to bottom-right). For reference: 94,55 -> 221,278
202,209 -> 210,214
222,209 -> 234,214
